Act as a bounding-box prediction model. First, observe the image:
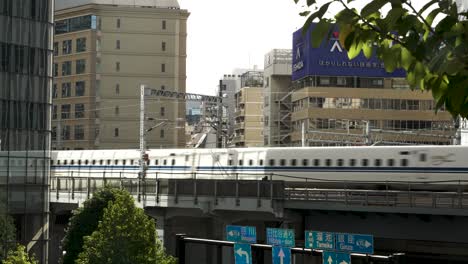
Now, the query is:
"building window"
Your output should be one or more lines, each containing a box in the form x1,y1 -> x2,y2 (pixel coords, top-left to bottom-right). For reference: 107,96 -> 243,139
52,126 -> 57,141
61,104 -> 71,119
114,128 -> 119,137
75,81 -> 85,96
76,37 -> 86,52
74,125 -> 84,140
116,62 -> 120,72
52,84 -> 58,98
52,105 -> 57,119
115,106 -> 119,115
53,42 -> 59,56
75,104 -> 85,118
76,59 -> 86,74
162,41 -> 166,51
160,129 -> 165,138
160,107 -> 165,117
117,18 -> 121,28
161,63 -> 165,72
62,40 -> 72,54
162,20 -> 166,30
115,84 -> 120,94
62,126 -> 71,140
62,61 -> 72,75
61,82 -> 71,97
116,40 -> 120,49
53,63 -> 58,77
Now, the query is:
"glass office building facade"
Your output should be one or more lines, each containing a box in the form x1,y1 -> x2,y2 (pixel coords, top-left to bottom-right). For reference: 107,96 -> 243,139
0,1 -> 53,263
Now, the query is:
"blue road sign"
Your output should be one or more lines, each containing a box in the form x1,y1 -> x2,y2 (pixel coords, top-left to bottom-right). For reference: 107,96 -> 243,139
305,231 -> 335,250
234,243 -> 252,264
226,225 -> 257,244
336,233 -> 374,254
266,228 -> 295,247
323,251 -> 351,264
272,246 -> 291,264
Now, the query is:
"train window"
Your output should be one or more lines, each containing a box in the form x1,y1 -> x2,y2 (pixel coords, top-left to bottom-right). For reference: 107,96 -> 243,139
84,160 -> 89,165
99,160 -> 103,165
72,160 -> 76,165
92,160 -> 96,165
349,159 -> 356,166
57,160 -> 61,165
114,160 -> 118,165
171,159 -> 176,166
78,160 -> 82,165
249,160 -> 253,166
259,159 -> 264,166
122,160 -> 126,165
65,160 -> 68,165
313,159 -> 320,166
337,159 -> 344,166
361,159 -> 369,166
374,159 -> 382,166
130,160 -> 134,165
291,159 -> 297,166
420,153 -> 427,162
387,159 -> 395,166
269,159 -> 275,166
50,160 -> 54,166
400,159 -> 408,167
238,159 -> 243,166
325,159 -> 332,166
302,159 -> 308,166
107,160 -> 111,165
163,159 -> 167,165
280,159 -> 286,166
146,159 -> 150,165
155,159 -> 159,165
185,155 -> 189,162
228,159 -> 233,166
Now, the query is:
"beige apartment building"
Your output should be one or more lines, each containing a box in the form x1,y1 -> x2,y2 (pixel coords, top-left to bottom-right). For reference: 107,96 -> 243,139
52,0 -> 188,150
233,71 -> 264,147
290,77 -> 455,145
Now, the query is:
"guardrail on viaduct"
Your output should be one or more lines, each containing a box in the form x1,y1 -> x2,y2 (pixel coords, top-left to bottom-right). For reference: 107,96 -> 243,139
50,173 -> 468,216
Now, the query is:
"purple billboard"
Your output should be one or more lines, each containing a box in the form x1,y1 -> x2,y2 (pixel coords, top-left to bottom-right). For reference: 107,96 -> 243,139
292,24 -> 406,81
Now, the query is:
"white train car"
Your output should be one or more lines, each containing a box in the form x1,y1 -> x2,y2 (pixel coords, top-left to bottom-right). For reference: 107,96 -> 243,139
51,145 -> 468,186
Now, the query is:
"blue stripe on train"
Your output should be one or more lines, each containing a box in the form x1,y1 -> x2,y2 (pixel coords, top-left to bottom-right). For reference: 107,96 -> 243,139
51,165 -> 468,173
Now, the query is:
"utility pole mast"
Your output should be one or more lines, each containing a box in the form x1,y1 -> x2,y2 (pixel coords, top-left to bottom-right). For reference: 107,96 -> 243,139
217,80 -> 224,148
138,84 -> 146,203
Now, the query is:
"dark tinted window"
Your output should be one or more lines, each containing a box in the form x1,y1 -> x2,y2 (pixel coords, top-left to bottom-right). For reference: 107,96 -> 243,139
361,159 -> 369,166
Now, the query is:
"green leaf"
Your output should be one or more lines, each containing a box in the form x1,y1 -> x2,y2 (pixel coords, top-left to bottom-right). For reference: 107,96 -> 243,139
362,41 -> 373,59
425,7 -> 442,27
361,0 -> 388,18
311,20 -> 332,48
307,0 -> 316,6
300,11 -> 311,16
384,7 -> 406,28
348,38 -> 363,59
400,47 -> 413,70
302,1 -> 332,34
293,0 -> 300,4
418,0 -> 439,15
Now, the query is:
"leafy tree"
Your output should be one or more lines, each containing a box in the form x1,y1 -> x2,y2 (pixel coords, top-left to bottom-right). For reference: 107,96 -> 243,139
0,205 -> 15,261
61,187 -> 128,264
2,245 -> 37,264
75,190 -> 175,264
295,0 -> 468,118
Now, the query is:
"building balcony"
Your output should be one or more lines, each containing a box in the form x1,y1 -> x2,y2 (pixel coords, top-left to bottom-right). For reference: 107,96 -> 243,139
234,108 -> 245,117
234,122 -> 245,130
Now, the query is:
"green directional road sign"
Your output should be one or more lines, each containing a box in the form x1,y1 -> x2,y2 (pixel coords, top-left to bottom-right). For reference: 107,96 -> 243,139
323,251 -> 351,264
305,231 -> 335,250
234,243 -> 252,264
226,225 -> 257,244
266,228 -> 295,247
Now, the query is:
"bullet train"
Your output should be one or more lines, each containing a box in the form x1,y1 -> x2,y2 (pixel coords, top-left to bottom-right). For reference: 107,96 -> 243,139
51,145 -> 468,185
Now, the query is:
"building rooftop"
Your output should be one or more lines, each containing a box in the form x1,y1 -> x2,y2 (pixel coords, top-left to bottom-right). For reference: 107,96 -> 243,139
55,0 -> 180,11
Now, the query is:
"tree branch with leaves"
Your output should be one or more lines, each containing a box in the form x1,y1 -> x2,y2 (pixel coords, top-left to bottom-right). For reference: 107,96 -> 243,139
295,0 -> 468,118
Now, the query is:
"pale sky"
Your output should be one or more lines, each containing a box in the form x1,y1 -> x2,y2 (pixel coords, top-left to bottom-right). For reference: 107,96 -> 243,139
178,0 -> 305,95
